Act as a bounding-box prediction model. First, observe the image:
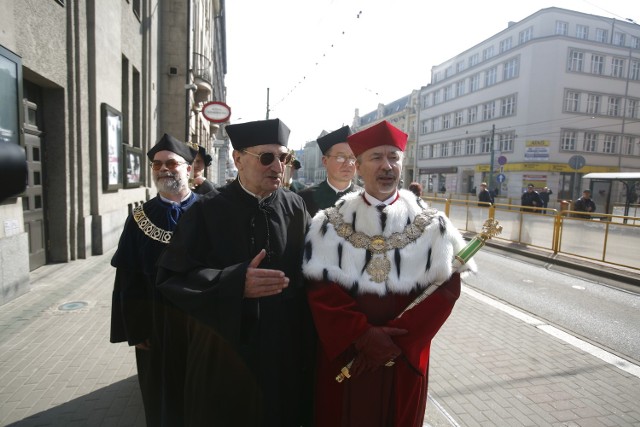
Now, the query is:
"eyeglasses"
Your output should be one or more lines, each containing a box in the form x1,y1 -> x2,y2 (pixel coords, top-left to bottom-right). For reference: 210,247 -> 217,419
242,150 -> 292,166
326,154 -> 357,164
150,159 -> 187,170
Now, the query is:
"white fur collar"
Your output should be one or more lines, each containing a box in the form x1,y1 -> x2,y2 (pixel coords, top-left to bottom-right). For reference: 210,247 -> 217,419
303,189 -> 476,296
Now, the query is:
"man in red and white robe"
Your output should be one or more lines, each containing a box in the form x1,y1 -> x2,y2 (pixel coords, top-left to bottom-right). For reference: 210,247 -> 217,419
303,120 -> 476,427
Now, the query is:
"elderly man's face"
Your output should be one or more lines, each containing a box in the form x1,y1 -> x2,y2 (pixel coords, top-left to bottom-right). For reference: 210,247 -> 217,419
356,145 -> 403,201
322,142 -> 357,187
234,144 -> 289,198
151,150 -> 191,196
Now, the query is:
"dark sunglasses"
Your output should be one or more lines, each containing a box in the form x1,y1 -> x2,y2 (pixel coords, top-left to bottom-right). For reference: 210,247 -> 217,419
150,159 -> 187,170
242,150 -> 292,166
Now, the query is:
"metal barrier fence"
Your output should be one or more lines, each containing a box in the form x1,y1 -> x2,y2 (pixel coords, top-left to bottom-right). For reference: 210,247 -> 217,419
425,196 -> 640,271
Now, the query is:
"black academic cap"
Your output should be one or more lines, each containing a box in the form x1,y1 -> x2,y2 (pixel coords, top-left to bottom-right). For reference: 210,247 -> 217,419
147,133 -> 197,163
226,119 -> 290,150
316,126 -> 352,154
197,145 -> 213,167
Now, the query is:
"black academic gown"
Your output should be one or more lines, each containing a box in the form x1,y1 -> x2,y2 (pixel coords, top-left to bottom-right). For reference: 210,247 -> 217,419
193,178 -> 216,195
110,192 -> 203,426
298,179 -> 361,217
156,179 -> 315,427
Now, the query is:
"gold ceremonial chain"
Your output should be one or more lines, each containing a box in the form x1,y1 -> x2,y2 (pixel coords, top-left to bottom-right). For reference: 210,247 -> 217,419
324,206 -> 438,283
133,205 -> 173,244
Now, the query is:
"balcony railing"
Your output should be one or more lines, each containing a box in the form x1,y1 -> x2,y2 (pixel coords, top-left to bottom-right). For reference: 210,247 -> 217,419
192,52 -> 212,84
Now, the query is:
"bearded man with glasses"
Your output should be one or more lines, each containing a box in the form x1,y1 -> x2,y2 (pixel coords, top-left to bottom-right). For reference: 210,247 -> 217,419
298,126 -> 361,216
110,133 -> 207,426
156,118 -> 315,426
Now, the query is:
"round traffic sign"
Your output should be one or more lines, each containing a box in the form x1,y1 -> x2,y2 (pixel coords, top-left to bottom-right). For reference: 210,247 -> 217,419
568,155 -> 586,170
497,155 -> 507,165
201,101 -> 231,123
496,173 -> 506,183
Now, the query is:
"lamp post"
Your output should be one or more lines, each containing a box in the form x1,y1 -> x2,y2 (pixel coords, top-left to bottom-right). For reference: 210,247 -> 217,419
488,124 -> 496,190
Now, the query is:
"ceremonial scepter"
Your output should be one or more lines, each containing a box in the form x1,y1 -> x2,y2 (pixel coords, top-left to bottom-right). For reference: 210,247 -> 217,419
335,218 -> 502,383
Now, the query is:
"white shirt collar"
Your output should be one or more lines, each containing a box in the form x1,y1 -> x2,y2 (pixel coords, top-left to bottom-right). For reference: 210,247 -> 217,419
238,177 -> 272,201
326,179 -> 351,194
363,190 -> 398,206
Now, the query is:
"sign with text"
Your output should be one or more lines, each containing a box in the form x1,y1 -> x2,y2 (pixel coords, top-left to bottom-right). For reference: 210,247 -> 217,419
524,140 -> 550,161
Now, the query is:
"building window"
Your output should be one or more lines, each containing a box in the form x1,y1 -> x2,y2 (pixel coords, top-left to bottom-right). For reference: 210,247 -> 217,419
453,140 -> 462,156
611,58 -> 625,78
632,36 -> 640,49
595,28 -> 608,43
623,137 -> 636,156
432,118 -> 441,132
481,136 -> 492,153
569,50 -> 583,72
420,119 -> 429,135
556,21 -> 568,36
627,99 -> 638,119
519,27 -> 533,44
499,132 -> 515,152
591,54 -> 604,74
565,91 -> 580,112
631,61 -> 640,80
442,143 -> 449,157
576,25 -> 589,39
483,101 -> 495,121
445,66 -> 454,78
482,46 -> 495,61
434,90 -> 441,104
561,131 -> 577,151
470,74 -> 481,92
583,133 -> 598,152
607,97 -> 620,116
443,114 -> 451,129
444,85 -> 453,101
468,106 -> 478,123
586,94 -> 600,114
421,94 -> 430,109
456,80 -> 465,97
501,95 -> 516,116
613,32 -> 625,46
454,111 -> 464,127
456,61 -> 465,73
485,67 -> 497,87
499,37 -> 512,53
465,139 -> 476,155
503,58 -> 519,80
603,135 -> 618,154
469,53 -> 479,67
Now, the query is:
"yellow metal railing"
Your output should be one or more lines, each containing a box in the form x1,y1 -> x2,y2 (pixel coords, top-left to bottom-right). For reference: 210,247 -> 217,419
424,196 -> 640,271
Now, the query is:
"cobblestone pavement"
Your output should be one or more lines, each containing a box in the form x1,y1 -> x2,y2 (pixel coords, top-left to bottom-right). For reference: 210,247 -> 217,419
0,248 -> 638,426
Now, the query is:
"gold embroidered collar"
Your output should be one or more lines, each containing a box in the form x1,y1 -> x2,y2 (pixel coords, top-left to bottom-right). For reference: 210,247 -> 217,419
133,205 -> 173,244
324,205 -> 437,282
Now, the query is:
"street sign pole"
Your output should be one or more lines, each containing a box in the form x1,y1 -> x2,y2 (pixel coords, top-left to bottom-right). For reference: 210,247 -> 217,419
489,124 -> 495,189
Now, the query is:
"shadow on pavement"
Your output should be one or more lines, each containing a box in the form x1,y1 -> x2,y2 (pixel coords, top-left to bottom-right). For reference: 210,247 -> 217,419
6,376 -> 145,427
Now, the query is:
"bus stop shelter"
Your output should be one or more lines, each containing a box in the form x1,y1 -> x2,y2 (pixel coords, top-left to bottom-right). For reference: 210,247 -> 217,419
582,172 -> 640,218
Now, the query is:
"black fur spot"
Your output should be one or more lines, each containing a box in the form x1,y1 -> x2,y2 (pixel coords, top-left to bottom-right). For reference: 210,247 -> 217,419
338,243 -> 343,269
322,269 -> 328,282
394,248 -> 401,278
363,250 -> 372,275
304,241 -> 312,262
352,211 -> 357,231
438,216 -> 446,234
425,247 -> 432,271
321,217 -> 329,236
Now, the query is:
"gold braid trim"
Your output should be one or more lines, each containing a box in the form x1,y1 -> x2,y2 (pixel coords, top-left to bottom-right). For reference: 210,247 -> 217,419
324,205 -> 438,282
133,205 -> 173,244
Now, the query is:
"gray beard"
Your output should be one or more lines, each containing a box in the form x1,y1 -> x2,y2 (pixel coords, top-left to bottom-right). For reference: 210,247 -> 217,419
154,173 -> 187,194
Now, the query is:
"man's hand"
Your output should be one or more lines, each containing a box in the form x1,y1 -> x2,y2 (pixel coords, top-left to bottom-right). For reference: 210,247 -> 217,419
350,326 -> 408,376
135,339 -> 151,351
244,249 -> 289,298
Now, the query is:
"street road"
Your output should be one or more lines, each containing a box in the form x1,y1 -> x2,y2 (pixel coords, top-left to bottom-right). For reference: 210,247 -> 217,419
463,248 -> 640,365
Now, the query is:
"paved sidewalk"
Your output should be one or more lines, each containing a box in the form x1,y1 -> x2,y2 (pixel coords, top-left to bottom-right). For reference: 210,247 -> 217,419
0,249 -> 639,426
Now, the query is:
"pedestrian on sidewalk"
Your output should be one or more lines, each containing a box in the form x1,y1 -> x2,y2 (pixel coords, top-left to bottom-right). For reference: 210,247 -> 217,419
110,133 -> 206,426
477,182 -> 494,207
573,189 -> 596,218
156,118 -> 315,426
302,120 -> 476,427
521,183 -> 543,213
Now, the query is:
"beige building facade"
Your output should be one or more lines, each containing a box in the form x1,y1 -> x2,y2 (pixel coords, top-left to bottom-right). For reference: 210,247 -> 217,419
0,0 -> 227,305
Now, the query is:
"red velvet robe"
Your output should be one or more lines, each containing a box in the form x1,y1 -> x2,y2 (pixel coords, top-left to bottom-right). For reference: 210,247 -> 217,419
307,273 -> 461,427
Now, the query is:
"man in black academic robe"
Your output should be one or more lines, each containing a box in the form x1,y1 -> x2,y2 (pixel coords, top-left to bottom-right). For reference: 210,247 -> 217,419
156,118 -> 315,427
110,134 -> 205,426
298,126 -> 360,217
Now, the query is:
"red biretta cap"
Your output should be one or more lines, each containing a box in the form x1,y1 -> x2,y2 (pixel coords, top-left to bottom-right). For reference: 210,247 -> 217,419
347,120 -> 408,157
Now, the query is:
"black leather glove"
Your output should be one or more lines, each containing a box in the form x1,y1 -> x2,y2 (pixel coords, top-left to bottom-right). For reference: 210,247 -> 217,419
350,326 -> 407,376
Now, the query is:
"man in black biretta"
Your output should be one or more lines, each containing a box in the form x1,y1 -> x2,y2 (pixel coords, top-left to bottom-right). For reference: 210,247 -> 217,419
147,132 -> 197,163
298,125 -> 360,216
156,118 -> 315,426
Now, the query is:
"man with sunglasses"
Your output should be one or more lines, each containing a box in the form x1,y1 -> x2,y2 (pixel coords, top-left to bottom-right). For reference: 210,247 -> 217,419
110,133 -> 206,425
298,125 -> 361,216
156,118 -> 314,426
303,120 -> 475,427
